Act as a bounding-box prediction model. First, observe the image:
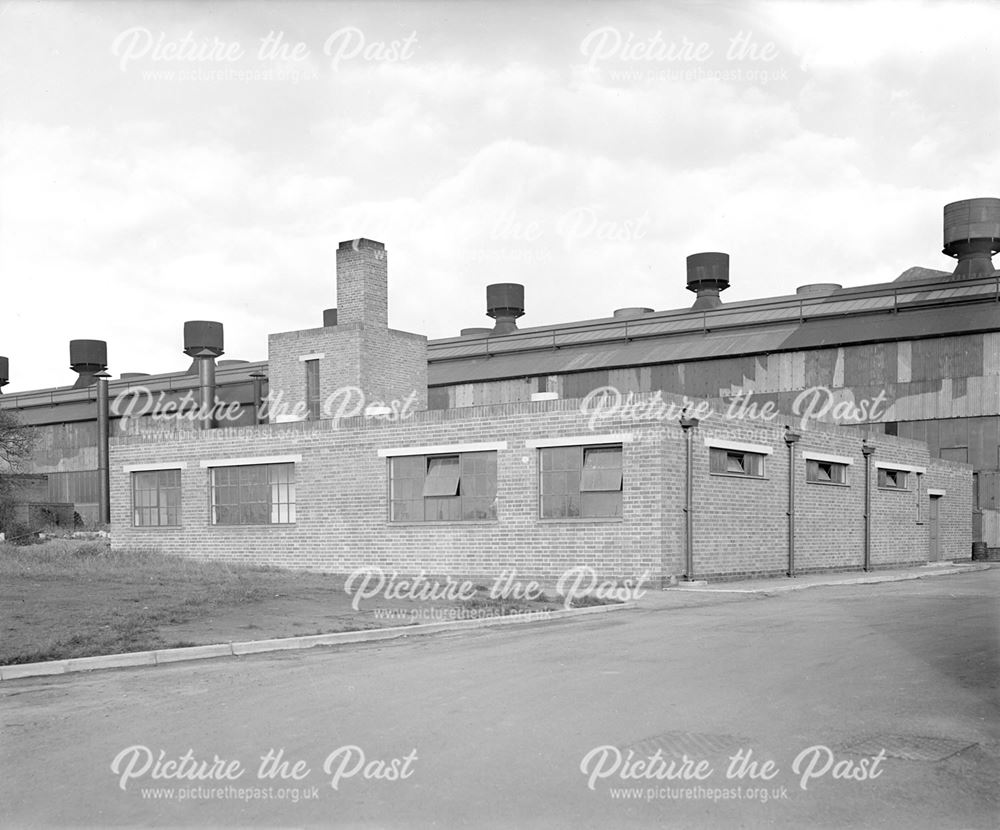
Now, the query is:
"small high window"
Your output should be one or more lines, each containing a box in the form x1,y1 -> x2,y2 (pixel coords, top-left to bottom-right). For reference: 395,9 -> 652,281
710,447 -> 764,478
877,468 -> 908,490
806,459 -> 847,485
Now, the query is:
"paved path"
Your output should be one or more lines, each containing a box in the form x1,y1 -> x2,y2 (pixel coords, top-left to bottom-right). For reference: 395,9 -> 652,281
1,570 -> 997,828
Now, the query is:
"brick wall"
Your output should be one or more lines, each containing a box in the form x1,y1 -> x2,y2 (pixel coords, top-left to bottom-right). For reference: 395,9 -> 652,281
109,395 -> 974,583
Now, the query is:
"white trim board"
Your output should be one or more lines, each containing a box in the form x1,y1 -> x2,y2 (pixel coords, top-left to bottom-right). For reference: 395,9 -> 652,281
927,488 -> 946,497
200,454 -> 302,468
704,438 -> 773,456
378,441 -> 508,458
525,434 -> 633,449
123,462 -> 188,473
298,353 -> 325,361
801,451 -> 854,466
874,462 -> 926,475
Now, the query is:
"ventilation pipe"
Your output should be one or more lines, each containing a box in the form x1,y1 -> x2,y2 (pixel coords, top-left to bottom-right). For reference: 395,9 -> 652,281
686,253 -> 730,309
69,340 -> 108,389
183,321 -> 224,430
0,356 -> 8,393
486,283 -> 525,334
943,198 -> 1000,278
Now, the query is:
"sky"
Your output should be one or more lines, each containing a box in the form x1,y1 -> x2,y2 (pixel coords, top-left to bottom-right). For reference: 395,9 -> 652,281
0,0 -> 997,392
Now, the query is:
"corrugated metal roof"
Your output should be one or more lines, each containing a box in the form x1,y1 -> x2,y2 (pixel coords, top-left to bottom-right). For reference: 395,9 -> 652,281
427,304 -> 999,386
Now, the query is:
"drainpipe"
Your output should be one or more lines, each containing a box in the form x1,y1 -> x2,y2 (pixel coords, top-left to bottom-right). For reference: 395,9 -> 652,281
862,441 -> 875,572
249,371 -> 266,425
784,428 -> 801,577
680,415 -> 699,581
95,371 -> 111,526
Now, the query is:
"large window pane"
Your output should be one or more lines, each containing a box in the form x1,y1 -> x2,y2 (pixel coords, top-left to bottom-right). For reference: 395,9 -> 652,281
540,444 -> 621,518
132,469 -> 181,527
389,451 -> 497,522
210,463 -> 295,525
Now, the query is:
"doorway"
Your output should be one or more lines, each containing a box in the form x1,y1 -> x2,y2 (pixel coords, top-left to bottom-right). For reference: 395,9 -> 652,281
928,495 -> 941,562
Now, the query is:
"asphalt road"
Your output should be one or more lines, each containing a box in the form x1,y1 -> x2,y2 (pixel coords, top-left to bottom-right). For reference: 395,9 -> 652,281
2,571 -> 998,829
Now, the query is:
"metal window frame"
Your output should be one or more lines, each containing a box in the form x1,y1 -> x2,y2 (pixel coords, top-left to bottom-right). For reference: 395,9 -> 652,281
208,462 -> 296,526
131,468 -> 182,527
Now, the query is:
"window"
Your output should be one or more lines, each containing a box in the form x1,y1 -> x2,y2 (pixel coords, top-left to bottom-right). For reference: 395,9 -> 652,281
877,468 -> 908,490
132,469 -> 181,527
210,463 -> 296,525
806,459 -> 847,485
389,451 -> 497,522
540,444 -> 622,519
305,359 -> 320,420
710,447 -> 764,478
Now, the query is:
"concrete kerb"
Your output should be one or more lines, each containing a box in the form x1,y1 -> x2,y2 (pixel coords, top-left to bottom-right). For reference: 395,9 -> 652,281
0,600 -> 634,681
663,563 -> 991,596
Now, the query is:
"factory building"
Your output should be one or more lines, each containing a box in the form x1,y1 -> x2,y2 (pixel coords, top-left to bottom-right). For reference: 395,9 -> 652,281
0,198 -> 996,575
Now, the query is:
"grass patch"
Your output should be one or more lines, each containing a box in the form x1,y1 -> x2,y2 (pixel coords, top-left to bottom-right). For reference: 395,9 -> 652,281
0,540 -> 338,665
1,541 -> 622,667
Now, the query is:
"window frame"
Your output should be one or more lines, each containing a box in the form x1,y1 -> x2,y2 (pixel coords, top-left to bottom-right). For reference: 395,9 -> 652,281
709,447 -> 766,479
304,358 -> 321,421
538,443 -> 624,520
208,462 -> 297,526
805,458 -> 848,486
131,468 -> 182,527
388,450 -> 498,523
877,467 -> 909,491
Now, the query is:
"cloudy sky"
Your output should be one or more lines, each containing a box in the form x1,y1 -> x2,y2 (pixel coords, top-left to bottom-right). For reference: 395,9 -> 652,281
1,0 -> 997,391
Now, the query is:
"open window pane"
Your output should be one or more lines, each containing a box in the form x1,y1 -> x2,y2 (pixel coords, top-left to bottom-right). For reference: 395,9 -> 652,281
390,451 -> 497,522
423,456 -> 460,497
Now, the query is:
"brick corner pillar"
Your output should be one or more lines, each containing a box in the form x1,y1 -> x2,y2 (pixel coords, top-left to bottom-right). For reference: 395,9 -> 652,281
336,238 -> 388,329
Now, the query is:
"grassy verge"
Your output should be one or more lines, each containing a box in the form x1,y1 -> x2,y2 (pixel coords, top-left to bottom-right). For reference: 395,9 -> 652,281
1,541 -> 616,665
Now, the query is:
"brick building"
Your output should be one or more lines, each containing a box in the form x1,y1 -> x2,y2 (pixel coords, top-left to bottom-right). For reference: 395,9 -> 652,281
106,237 -> 972,582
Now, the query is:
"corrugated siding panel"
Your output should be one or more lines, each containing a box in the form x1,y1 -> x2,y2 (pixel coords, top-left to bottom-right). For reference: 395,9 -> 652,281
910,335 -> 984,381
561,370 -> 610,400
984,332 -> 1000,376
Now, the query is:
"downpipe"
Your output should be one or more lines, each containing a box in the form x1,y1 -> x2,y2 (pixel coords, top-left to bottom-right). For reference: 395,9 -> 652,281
784,428 -> 801,577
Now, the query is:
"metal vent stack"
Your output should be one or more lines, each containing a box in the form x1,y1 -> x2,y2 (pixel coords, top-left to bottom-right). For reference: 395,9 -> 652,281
943,198 -> 1000,278
69,340 -> 108,388
686,252 -> 730,309
486,283 -> 525,335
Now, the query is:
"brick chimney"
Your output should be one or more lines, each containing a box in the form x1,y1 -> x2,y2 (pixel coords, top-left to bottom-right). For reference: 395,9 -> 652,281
336,239 -> 388,328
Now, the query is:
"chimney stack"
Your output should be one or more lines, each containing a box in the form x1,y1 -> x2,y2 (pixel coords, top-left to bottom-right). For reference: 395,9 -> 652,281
943,198 -> 1000,278
686,252 -> 730,309
336,239 -> 387,328
486,283 -> 525,334
69,340 -> 108,388
183,321 -> 224,429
